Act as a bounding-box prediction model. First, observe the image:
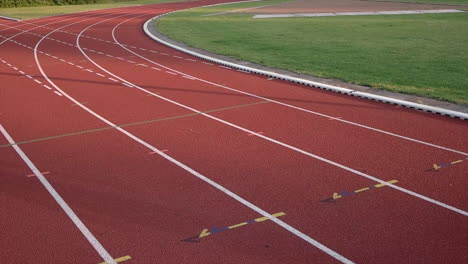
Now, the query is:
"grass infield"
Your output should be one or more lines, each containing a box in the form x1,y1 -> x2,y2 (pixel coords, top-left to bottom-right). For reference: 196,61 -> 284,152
157,0 -> 468,105
0,0 -> 183,20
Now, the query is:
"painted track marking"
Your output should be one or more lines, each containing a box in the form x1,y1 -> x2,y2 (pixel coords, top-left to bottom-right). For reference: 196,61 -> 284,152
0,100 -> 270,149
98,255 -> 131,264
320,180 -> 399,202
182,212 -> 286,242
26,171 -> 50,177
432,157 -> 468,171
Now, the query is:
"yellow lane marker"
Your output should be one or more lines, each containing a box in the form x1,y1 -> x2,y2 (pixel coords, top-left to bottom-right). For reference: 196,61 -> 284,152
431,157 -> 468,171
182,212 -> 285,242
98,255 -> 131,264
321,180 -> 398,202
198,228 -> 210,238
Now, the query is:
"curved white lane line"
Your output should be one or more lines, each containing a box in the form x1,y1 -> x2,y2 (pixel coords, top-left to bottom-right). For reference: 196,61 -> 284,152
0,16 -> 77,45
24,10 -> 149,264
0,124 -> 114,263
32,9 -> 356,264
116,16 -> 468,157
0,6 -> 130,45
0,15 -> 72,32
81,11 -> 468,216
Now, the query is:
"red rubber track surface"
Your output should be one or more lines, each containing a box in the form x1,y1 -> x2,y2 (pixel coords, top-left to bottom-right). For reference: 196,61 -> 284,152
0,1 -> 467,263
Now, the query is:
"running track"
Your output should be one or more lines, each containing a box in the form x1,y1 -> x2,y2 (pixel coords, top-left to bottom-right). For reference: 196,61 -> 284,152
0,1 -> 467,263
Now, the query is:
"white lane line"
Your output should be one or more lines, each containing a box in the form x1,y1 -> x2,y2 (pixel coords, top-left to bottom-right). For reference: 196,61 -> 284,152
43,84 -> 52,90
76,65 -> 84,69
112,21 -> 468,216
0,124 -> 116,264
127,60 -> 136,63
182,75 -> 196,80
116,57 -> 125,60
32,10 -> 139,263
34,79 -> 42,84
122,83 -> 133,88
160,53 -> 169,56
85,69 -> 93,72
67,62 -> 74,65
108,77 -> 118,82
13,67 -> 18,70
53,91 -> 63,96
19,70 -> 25,74
165,71 -> 177,75
173,56 -> 182,59
96,73 -> 105,77
219,65 -> 231,69
25,75 -> 32,79
151,67 -> 161,71
202,61 -> 213,65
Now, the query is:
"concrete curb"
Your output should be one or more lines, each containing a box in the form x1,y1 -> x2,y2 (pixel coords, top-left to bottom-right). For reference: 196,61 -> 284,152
143,5 -> 468,120
0,15 -> 20,21
253,9 -> 465,18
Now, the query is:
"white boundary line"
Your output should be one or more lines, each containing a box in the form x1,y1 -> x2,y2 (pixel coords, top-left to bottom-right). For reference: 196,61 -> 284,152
81,11 -> 468,216
0,124 -> 116,264
0,15 -> 20,22
143,8 -> 468,120
253,9 -> 466,18
32,10 -> 355,264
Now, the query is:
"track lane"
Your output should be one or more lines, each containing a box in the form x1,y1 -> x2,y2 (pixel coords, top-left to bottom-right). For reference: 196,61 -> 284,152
1,85 -> 340,264
1,0 -> 467,263
0,135 -> 106,264
70,18 -> 465,214
27,3 -> 355,263
25,4 -> 468,262
1,5 -> 349,263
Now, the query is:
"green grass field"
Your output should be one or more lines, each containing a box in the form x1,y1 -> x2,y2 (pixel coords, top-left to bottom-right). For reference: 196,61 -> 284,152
157,1 -> 468,105
0,0 -> 182,20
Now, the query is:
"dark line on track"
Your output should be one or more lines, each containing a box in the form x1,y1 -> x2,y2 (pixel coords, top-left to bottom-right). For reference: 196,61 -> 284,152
0,100 -> 270,148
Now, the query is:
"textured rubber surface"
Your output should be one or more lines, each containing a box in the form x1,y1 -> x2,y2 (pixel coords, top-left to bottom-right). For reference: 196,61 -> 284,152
0,1 -> 467,263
